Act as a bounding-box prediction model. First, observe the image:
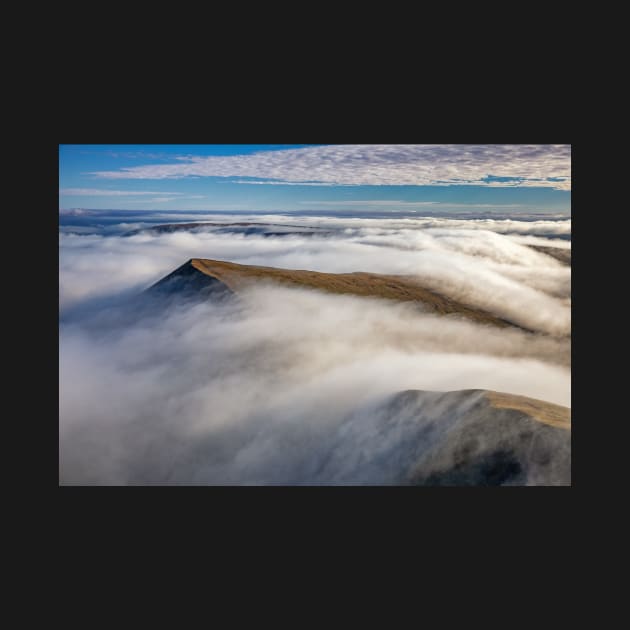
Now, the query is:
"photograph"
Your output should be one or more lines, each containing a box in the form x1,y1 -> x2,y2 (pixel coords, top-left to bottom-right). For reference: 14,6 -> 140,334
59,144 -> 571,486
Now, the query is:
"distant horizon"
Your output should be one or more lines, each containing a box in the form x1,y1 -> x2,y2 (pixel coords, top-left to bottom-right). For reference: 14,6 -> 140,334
58,208 -> 572,229
60,207 -> 571,215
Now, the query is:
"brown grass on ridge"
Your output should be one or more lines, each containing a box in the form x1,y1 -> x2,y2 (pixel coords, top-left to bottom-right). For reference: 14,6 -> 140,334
484,390 -> 570,428
189,258 -> 519,329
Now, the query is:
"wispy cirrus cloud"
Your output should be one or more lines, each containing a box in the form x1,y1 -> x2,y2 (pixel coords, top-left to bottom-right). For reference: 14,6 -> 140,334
60,189 -> 206,203
298,200 -> 526,209
90,144 -> 571,190
60,188 -> 187,197
133,197 -> 178,203
79,150 -> 177,160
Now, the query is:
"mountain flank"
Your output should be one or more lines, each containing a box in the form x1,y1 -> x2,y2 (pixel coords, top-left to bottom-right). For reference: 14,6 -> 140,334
149,258 -> 523,330
316,388 -> 570,485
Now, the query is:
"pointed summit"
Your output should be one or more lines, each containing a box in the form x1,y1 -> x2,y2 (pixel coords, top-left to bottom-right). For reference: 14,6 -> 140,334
146,259 -> 233,302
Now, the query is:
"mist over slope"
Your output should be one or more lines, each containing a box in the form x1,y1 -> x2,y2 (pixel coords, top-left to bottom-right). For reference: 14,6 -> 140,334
59,212 -> 571,485
315,389 -> 569,486
60,214 -> 571,331
61,385 -> 569,485
148,258 -> 522,330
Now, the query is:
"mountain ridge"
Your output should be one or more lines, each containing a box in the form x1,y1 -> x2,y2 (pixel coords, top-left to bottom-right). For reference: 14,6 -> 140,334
148,258 -> 529,331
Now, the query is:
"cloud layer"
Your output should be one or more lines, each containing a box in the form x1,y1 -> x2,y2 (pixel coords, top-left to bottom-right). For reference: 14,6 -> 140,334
59,213 -> 570,484
60,286 -> 571,484
60,215 -> 571,336
91,144 -> 571,190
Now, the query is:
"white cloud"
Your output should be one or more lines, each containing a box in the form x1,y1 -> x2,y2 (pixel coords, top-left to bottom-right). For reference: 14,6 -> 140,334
60,188 -> 186,197
59,283 -> 570,484
298,200 -> 526,209
137,212 -> 571,236
59,214 -> 570,483
300,200 -> 440,207
59,215 -> 570,336
91,144 -> 571,190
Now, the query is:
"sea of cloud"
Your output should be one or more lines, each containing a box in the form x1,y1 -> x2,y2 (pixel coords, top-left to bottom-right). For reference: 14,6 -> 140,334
59,214 -> 571,484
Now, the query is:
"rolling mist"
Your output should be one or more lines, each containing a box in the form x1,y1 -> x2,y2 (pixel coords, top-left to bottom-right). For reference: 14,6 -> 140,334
59,213 -> 571,484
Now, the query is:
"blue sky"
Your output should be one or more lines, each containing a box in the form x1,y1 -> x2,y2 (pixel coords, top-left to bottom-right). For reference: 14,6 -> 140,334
59,144 -> 571,214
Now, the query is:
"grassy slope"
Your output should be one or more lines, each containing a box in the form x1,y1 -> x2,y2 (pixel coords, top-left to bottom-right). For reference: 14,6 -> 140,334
484,390 -> 570,428
189,258 -> 517,329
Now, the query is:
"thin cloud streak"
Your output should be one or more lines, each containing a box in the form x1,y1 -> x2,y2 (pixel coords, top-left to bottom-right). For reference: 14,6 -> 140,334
298,200 -> 526,209
60,188 -> 187,197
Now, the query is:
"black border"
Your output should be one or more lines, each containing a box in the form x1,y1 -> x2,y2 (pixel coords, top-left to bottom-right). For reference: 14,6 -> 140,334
48,89 -> 579,565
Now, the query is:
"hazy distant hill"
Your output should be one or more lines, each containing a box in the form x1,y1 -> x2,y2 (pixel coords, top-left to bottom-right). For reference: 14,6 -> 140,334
148,258 -> 521,330
126,222 -> 332,238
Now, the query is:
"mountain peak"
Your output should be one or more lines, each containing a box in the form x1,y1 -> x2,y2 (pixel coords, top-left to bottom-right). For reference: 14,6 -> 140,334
149,258 -> 524,330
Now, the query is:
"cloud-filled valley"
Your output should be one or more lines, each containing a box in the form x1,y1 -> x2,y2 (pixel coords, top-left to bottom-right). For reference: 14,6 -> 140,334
59,213 -> 571,485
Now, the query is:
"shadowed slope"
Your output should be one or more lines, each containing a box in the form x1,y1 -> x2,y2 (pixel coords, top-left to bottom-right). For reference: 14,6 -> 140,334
313,389 -> 570,486
528,245 -> 571,265
144,259 -> 233,305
